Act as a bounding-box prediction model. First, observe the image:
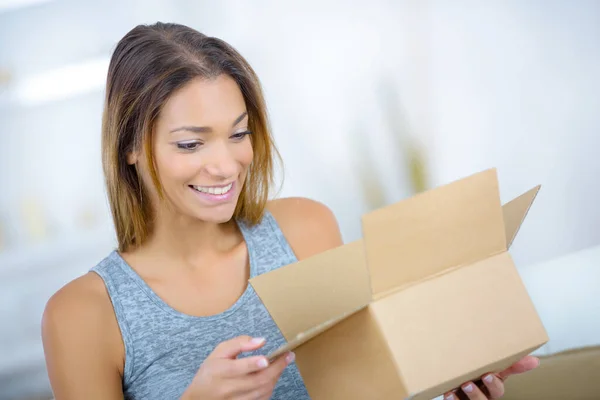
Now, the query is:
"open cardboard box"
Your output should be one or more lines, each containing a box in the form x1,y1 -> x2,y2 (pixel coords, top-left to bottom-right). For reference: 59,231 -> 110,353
250,168 -> 549,399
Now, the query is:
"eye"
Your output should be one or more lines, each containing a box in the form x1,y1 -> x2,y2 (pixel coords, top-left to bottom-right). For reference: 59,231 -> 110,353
231,130 -> 252,141
176,141 -> 203,151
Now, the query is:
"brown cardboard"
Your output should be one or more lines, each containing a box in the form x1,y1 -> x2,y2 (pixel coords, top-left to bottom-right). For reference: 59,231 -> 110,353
362,168 -> 507,297
250,168 -> 549,399
503,346 -> 600,400
502,185 -> 540,248
250,240 -> 371,342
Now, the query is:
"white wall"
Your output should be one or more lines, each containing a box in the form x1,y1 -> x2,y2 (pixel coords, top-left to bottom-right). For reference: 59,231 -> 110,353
425,0 -> 600,267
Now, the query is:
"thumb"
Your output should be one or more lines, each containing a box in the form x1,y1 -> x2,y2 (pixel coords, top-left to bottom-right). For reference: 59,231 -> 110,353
498,356 -> 540,381
209,336 -> 267,360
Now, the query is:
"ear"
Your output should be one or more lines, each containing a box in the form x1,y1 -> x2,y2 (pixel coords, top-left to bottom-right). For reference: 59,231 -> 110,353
126,151 -> 139,165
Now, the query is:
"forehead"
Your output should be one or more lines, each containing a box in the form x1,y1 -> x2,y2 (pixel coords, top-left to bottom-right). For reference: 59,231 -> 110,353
158,74 -> 247,129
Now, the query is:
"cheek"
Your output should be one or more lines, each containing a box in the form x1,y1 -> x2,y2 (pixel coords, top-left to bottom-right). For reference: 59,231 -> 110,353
137,167 -> 155,194
236,140 -> 254,167
154,149 -> 196,185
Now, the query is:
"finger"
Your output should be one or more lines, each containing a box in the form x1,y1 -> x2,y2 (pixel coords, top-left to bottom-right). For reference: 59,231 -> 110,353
459,381 -> 488,400
220,355 -> 271,377
210,336 -> 266,360
443,388 -> 471,400
443,387 -> 470,400
498,355 -> 540,380
237,352 -> 296,393
238,385 -> 273,400
262,351 -> 295,381
481,373 -> 505,399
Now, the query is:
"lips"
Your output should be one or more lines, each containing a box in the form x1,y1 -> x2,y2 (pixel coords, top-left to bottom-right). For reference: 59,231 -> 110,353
188,181 -> 237,204
189,182 -> 234,195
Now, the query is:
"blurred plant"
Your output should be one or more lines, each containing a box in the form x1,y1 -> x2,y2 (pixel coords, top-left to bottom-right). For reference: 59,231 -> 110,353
76,207 -> 99,230
349,124 -> 388,211
0,68 -> 12,95
20,197 -> 51,243
0,68 -> 11,84
377,78 -> 429,195
349,78 -> 430,212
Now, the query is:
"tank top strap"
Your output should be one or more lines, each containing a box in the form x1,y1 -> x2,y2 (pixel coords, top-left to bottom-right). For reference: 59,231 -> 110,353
237,209 -> 298,276
90,253 -> 138,385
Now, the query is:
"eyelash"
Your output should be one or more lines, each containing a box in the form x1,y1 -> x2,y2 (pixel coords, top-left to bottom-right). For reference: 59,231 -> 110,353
176,131 -> 252,151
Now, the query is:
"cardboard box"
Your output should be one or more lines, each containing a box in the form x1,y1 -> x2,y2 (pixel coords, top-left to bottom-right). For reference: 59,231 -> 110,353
503,346 -> 600,399
250,168 -> 549,399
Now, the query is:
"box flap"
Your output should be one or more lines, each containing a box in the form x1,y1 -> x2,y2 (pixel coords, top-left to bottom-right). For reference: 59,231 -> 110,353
502,185 -> 540,248
249,240 -> 372,341
362,168 -> 507,297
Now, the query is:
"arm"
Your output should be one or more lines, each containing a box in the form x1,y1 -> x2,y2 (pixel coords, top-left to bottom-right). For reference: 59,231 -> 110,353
267,197 -> 343,260
41,272 -> 125,400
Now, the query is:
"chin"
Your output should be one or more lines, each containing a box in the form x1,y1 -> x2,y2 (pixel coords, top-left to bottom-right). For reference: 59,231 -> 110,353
195,204 -> 238,224
199,213 -> 235,224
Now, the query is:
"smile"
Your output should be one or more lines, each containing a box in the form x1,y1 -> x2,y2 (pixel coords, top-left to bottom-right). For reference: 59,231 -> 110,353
190,182 -> 234,195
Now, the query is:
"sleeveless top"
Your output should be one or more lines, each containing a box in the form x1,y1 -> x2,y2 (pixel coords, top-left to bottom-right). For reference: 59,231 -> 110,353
90,211 -> 311,400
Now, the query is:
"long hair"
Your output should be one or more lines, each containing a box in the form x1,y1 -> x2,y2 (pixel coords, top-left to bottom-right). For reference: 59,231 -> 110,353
101,22 -> 280,252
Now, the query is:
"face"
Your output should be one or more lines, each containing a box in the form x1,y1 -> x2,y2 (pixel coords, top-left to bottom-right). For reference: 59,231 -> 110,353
131,74 -> 254,224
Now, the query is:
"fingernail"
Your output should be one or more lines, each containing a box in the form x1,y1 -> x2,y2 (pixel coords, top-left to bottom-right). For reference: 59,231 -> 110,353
445,394 -> 455,400
463,384 -> 473,393
257,358 -> 269,368
483,374 -> 494,383
285,352 -> 296,364
251,337 -> 266,345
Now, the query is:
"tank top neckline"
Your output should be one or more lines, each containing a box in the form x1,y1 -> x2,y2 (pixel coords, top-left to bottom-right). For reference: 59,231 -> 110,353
107,217 -> 259,322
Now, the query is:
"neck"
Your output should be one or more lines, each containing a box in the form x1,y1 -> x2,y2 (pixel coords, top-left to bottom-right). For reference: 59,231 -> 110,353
139,209 -> 242,266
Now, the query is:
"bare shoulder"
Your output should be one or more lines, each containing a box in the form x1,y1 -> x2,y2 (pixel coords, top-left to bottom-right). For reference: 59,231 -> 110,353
42,272 -> 124,399
42,272 -> 118,339
267,197 -> 343,260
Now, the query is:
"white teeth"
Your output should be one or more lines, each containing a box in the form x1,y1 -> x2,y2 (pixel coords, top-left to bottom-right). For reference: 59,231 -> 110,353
193,183 -> 233,195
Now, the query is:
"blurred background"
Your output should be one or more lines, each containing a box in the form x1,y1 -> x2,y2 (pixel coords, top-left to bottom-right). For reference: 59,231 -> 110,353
0,0 -> 599,398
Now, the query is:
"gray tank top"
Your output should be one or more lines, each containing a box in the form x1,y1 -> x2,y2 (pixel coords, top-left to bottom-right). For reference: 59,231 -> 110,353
90,211 -> 311,400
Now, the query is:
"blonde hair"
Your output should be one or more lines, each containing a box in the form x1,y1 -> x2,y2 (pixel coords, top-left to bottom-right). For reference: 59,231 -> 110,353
101,22 -> 280,252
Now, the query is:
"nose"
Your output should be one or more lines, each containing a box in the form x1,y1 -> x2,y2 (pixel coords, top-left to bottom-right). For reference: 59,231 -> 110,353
203,140 -> 238,180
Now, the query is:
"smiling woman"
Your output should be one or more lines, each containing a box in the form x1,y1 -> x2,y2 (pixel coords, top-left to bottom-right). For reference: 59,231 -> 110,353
40,22 -> 337,400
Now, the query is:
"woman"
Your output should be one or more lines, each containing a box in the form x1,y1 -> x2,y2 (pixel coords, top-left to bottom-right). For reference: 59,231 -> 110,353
41,22 -> 539,400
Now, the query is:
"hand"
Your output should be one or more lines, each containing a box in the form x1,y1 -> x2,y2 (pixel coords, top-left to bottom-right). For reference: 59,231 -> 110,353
181,335 -> 295,400
443,356 -> 540,400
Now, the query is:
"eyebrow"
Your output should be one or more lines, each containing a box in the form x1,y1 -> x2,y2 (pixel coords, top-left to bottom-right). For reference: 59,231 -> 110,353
169,111 -> 248,134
